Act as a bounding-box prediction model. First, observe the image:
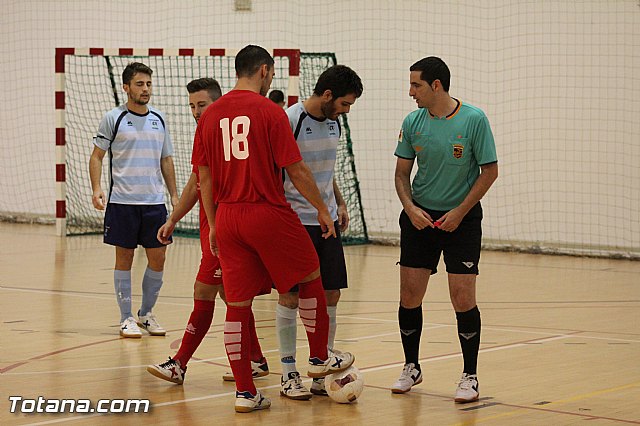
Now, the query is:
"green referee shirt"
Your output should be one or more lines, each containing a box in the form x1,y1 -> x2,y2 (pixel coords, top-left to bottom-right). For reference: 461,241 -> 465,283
394,100 -> 497,211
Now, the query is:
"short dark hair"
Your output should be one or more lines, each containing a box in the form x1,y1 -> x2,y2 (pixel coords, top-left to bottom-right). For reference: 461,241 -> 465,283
186,78 -> 222,101
235,45 -> 274,78
313,65 -> 363,99
268,89 -> 285,104
410,57 -> 451,92
122,62 -> 153,85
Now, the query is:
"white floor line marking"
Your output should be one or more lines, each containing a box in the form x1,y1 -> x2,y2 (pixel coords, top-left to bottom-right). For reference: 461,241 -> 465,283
0,286 -> 193,307
0,286 -> 323,314
483,325 -> 640,343
5,286 -> 638,342
4,287 -> 637,377
0,325 -> 446,376
23,334 -> 576,425
360,334 -> 574,374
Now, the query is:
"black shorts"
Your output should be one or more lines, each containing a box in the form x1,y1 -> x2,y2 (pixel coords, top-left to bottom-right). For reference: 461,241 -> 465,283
399,202 -> 482,275
104,203 -> 169,249
288,220 -> 348,292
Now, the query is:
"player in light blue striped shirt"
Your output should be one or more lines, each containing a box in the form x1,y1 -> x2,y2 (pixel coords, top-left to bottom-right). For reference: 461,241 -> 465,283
278,65 -> 363,400
89,62 -> 178,339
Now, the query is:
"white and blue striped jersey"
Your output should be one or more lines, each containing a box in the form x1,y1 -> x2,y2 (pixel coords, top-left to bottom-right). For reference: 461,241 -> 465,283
94,105 -> 173,205
284,102 -> 340,225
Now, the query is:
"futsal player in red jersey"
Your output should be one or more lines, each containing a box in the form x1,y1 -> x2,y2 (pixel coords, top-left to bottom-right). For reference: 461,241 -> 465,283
193,45 -> 355,413
147,78 -> 269,385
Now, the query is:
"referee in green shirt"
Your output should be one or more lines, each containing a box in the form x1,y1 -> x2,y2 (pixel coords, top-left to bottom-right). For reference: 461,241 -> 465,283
390,56 -> 498,403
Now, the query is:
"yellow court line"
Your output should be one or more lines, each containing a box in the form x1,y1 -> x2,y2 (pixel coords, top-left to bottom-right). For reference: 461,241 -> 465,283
451,381 -> 640,426
544,380 -> 640,406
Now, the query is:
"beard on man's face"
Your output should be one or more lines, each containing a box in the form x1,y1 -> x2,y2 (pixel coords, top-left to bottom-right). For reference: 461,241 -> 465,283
320,100 -> 338,120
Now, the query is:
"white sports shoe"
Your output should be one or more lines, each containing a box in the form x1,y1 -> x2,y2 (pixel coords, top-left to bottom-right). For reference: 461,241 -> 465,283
391,363 -> 423,394
307,349 -> 355,378
455,373 -> 479,403
137,312 -> 166,336
235,389 -> 271,413
120,317 -> 142,338
310,377 -> 328,396
280,372 -> 312,400
147,357 -> 187,384
222,358 -> 270,381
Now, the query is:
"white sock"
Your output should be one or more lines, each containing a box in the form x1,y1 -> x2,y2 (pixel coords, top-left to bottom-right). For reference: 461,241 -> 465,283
327,305 -> 337,351
276,304 -> 298,376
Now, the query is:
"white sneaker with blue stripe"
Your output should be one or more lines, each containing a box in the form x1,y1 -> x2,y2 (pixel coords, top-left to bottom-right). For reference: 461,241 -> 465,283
307,349 -> 355,378
235,389 -> 271,413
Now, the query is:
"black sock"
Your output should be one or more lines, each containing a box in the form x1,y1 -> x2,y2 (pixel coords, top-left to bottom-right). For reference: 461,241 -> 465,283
456,306 -> 481,375
398,304 -> 423,369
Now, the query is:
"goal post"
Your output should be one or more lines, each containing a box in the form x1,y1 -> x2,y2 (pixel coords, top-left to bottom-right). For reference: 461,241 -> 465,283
55,48 -> 368,244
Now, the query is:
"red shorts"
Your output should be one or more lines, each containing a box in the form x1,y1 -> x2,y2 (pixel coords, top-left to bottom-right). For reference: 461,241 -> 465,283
196,206 -> 223,286
216,203 -> 320,303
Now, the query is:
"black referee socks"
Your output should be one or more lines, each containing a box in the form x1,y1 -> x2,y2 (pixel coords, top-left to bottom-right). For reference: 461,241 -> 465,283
398,304 -> 423,368
456,306 -> 481,375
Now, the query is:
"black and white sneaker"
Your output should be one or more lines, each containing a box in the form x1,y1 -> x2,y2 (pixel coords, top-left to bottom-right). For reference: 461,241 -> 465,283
137,312 -> 166,336
222,358 -> 269,381
280,371 -> 312,400
454,373 -> 479,403
119,317 -> 142,338
390,363 -> 423,394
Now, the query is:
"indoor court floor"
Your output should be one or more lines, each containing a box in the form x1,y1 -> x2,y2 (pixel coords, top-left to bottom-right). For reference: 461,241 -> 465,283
1,222 -> 639,425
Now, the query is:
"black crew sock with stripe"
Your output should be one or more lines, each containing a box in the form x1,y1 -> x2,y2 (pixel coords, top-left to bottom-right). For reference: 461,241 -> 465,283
398,304 -> 423,370
456,306 -> 481,375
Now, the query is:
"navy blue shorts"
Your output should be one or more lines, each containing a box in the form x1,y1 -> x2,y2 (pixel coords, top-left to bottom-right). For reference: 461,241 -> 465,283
104,203 -> 170,249
399,202 -> 482,275
282,220 -> 348,292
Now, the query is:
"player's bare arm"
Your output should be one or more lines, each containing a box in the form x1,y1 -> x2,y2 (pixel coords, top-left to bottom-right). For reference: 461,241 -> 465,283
437,162 -> 498,232
89,146 -> 107,210
157,172 -> 199,244
333,178 -> 349,232
160,156 -> 179,208
285,160 -> 336,239
394,157 -> 433,229
197,165 -> 219,255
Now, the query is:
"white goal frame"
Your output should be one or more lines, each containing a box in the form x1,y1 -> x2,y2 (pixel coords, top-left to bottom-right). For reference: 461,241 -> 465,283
54,47 -> 301,236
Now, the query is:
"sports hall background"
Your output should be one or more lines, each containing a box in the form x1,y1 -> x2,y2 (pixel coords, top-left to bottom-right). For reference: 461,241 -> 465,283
0,0 -> 638,257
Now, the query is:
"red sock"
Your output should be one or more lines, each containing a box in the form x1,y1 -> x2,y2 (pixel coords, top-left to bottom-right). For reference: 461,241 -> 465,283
174,299 -> 215,367
298,276 -> 329,361
224,305 -> 256,394
248,311 -> 265,363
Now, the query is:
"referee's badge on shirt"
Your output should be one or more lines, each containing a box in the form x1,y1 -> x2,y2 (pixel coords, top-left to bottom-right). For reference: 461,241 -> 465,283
453,144 -> 464,159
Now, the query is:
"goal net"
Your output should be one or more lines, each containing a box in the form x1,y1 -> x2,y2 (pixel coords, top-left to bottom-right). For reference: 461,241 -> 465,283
57,48 -> 368,244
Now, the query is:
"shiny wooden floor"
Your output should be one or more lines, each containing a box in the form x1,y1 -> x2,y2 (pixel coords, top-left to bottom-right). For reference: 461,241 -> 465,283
1,222 -> 639,425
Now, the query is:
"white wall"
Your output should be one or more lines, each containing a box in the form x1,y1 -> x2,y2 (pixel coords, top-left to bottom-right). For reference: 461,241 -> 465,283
1,0 -> 639,255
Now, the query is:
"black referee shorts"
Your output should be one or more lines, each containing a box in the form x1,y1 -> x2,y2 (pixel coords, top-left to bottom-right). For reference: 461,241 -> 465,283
399,202 -> 483,275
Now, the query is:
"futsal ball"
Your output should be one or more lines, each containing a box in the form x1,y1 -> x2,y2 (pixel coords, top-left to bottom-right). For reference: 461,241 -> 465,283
325,366 -> 364,403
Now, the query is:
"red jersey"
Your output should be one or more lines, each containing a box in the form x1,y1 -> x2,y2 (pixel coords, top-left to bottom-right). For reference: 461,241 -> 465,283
191,164 -> 207,230
192,90 -> 302,207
